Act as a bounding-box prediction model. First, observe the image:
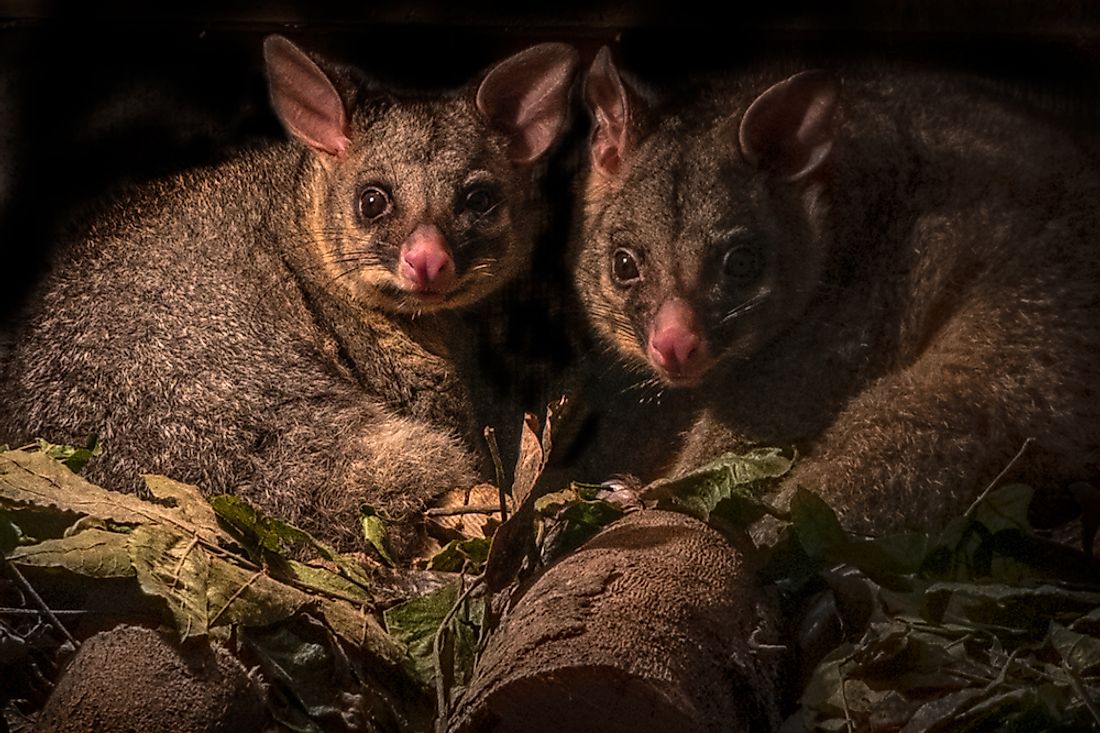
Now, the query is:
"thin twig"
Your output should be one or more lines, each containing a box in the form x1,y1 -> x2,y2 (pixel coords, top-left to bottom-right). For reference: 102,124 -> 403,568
747,624 -> 787,653
839,658 -> 854,733
483,427 -> 508,523
0,607 -> 104,617
425,505 -> 503,518
208,569 -> 264,627
982,648 -> 1020,692
964,438 -> 1034,519
433,573 -> 485,733
170,536 -> 200,589
4,562 -> 78,647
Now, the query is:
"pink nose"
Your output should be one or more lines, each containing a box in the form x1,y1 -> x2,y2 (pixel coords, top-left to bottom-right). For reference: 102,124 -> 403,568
399,224 -> 455,293
647,299 -> 708,380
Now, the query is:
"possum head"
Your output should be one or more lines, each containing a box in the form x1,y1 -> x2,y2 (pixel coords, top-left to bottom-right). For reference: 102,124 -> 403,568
265,36 -> 578,313
575,49 -> 838,386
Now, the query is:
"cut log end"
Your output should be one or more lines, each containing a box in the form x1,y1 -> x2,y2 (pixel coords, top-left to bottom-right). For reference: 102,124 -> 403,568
449,510 -> 783,733
33,625 -> 267,733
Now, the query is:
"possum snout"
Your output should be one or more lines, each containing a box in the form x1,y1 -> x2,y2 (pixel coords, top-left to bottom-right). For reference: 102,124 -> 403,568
398,223 -> 456,295
647,298 -> 712,385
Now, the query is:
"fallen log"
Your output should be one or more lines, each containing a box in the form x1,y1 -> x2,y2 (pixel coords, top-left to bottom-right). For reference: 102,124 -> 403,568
33,625 -> 266,733
449,509 -> 782,733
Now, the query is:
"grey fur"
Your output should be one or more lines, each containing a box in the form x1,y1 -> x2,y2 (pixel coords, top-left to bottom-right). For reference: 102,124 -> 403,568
575,59 -> 1100,533
0,38 -> 578,553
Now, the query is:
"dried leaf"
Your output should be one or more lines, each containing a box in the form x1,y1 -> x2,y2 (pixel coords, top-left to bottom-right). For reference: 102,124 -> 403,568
1051,623 -> 1100,675
0,450 -> 193,528
128,524 -> 305,639
428,484 -> 505,539
318,598 -> 406,667
129,524 -> 214,638
9,528 -> 134,578
143,474 -> 225,545
512,413 -> 544,507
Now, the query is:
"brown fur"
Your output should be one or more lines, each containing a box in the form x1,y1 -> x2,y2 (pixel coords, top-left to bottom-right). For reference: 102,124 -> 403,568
574,57 -> 1100,533
0,39 -> 577,554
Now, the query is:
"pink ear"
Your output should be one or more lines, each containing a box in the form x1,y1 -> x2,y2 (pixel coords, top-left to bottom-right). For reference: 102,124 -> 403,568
738,70 -> 839,182
584,47 -> 632,179
263,35 -> 351,159
475,43 -> 580,165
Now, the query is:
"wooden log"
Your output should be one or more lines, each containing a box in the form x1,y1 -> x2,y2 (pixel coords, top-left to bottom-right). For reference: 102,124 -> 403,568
34,625 -> 266,733
449,510 -> 783,733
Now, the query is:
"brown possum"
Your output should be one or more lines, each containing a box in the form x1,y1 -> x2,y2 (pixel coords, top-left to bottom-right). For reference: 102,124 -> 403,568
0,37 -> 578,553
574,48 -> 1100,534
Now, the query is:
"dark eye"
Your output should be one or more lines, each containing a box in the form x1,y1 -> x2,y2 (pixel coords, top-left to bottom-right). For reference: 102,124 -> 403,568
722,243 -> 764,286
357,186 -> 392,222
463,186 -> 496,215
611,247 -> 642,286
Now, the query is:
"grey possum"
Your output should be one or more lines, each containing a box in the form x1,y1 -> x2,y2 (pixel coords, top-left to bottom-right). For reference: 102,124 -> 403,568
0,37 -> 578,553
574,48 -> 1100,534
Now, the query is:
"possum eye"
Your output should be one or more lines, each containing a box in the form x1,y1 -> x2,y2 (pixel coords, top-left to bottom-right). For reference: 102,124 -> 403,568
357,186 -> 392,222
722,243 -> 764,286
611,247 -> 643,286
462,186 -> 497,215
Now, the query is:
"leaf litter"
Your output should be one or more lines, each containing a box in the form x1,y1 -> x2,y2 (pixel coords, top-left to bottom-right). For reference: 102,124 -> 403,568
3,420 -> 1099,732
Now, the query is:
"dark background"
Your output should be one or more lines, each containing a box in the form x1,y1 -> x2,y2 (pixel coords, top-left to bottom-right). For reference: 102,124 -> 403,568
2,1 -> 1099,319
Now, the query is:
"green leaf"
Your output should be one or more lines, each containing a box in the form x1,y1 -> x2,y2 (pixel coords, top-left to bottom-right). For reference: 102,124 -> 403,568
428,537 -> 491,573
859,532 -> 930,577
384,581 -> 484,689
211,493 -> 307,556
549,499 -> 623,555
359,506 -> 396,567
9,528 -> 134,578
534,485 -> 624,562
246,611 -> 426,733
211,494 -> 375,594
36,435 -> 101,474
790,488 -> 847,560
0,509 -> 20,554
968,483 -> 1034,533
244,615 -> 361,730
277,559 -> 375,606
641,447 -> 791,530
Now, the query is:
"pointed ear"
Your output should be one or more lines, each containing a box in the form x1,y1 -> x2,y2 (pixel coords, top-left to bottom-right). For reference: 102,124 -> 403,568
584,47 -> 634,179
475,43 -> 579,165
738,70 -> 839,182
264,35 -> 351,160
